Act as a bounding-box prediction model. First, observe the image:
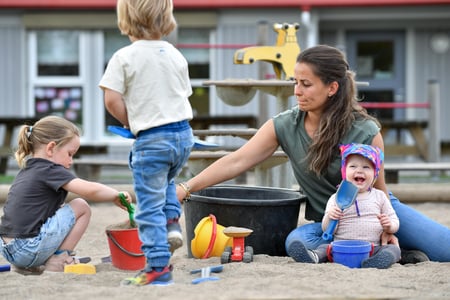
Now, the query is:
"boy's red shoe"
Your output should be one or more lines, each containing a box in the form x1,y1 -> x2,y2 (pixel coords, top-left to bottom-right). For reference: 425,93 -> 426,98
121,265 -> 173,286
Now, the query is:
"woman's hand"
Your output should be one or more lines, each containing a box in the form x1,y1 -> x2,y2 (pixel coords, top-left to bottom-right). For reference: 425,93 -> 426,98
177,184 -> 187,204
381,231 -> 399,246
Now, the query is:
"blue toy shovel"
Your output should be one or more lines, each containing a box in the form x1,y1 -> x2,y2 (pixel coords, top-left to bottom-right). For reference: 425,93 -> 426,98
190,265 -> 224,284
107,125 -> 218,149
107,125 -> 136,139
0,264 -> 10,272
321,180 -> 359,241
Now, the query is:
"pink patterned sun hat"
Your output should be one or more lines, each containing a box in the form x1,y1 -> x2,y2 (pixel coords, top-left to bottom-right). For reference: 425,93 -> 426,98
340,143 -> 384,180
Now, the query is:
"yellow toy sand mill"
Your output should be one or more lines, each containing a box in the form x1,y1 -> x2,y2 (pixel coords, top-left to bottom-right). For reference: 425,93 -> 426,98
233,23 -> 301,80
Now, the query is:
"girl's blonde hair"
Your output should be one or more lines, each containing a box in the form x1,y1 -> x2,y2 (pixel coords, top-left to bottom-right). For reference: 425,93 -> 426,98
117,0 -> 176,39
15,115 -> 80,168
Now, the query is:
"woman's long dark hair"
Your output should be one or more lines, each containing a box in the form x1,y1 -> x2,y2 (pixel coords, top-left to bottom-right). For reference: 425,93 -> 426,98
298,45 -> 380,176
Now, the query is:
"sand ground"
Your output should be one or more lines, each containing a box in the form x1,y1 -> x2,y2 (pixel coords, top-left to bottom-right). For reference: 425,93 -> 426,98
0,200 -> 449,300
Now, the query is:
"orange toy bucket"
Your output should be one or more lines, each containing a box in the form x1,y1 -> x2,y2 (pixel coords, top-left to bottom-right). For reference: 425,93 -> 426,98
105,222 -> 145,271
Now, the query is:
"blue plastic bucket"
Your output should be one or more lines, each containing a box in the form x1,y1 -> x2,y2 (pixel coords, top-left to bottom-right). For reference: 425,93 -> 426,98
331,240 -> 372,268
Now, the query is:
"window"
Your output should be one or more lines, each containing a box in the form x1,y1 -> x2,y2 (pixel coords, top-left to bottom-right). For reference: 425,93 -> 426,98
356,40 -> 394,80
347,31 -> 405,121
30,30 -> 84,127
34,86 -> 83,124
37,30 -> 79,76
178,28 -> 210,116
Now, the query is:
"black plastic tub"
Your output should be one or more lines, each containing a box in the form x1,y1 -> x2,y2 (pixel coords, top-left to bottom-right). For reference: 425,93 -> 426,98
184,185 -> 306,257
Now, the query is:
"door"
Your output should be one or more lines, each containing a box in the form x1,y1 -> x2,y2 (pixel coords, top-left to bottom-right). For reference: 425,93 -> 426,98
346,31 -> 405,120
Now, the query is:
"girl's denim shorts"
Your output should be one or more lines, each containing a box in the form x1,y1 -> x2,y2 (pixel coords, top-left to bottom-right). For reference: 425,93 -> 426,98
0,204 -> 75,268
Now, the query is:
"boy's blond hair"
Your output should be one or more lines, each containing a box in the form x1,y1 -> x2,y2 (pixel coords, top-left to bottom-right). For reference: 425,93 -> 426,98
117,0 -> 176,39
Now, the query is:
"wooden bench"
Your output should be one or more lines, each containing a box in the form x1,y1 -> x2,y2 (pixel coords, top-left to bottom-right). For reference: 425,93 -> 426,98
192,128 -> 450,185
72,149 -> 290,186
188,150 -> 289,185
0,147 -> 13,169
72,154 -> 450,187
72,158 -> 128,181
384,162 -> 450,184
188,153 -> 450,184
0,117 -> 40,174
71,129 -> 259,181
61,144 -> 108,180
194,120 -> 431,158
193,128 -> 257,141
72,124 -> 450,185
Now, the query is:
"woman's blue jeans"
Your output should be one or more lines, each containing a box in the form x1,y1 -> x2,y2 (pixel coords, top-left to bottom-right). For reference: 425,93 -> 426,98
285,192 -> 450,262
130,121 -> 194,270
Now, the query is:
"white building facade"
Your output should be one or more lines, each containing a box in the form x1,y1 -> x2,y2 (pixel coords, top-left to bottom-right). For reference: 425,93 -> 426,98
0,0 -> 449,149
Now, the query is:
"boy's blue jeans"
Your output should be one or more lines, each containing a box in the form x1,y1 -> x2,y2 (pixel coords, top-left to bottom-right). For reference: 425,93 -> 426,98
285,192 -> 450,262
130,121 -> 194,271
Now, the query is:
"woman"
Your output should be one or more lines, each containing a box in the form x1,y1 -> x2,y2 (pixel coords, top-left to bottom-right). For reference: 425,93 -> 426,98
176,45 -> 450,263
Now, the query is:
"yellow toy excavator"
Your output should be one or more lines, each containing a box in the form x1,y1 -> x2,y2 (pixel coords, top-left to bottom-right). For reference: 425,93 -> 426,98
233,23 -> 301,80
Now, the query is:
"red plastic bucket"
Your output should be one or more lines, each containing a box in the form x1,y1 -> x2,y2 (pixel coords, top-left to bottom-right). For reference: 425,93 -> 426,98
105,223 -> 145,271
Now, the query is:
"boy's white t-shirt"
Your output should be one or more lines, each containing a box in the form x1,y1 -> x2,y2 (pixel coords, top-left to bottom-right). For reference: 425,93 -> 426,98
99,40 -> 193,136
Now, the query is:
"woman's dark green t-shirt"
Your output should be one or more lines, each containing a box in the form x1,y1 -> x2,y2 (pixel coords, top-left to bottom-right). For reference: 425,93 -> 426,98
273,106 -> 380,222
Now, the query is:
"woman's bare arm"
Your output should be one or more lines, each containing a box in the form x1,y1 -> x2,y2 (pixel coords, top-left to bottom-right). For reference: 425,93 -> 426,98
185,119 -> 280,194
371,133 -> 390,198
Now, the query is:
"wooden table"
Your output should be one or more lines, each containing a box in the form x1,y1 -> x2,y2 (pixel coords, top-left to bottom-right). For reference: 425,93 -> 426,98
0,117 -> 39,174
194,120 -> 430,160
380,120 -> 428,160
190,115 -> 258,130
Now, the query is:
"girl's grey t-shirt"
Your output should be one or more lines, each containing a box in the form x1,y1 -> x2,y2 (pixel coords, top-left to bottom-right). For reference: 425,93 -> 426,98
0,158 -> 76,238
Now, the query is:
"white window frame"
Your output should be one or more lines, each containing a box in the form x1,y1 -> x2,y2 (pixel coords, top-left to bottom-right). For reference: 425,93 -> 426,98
27,30 -> 134,146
